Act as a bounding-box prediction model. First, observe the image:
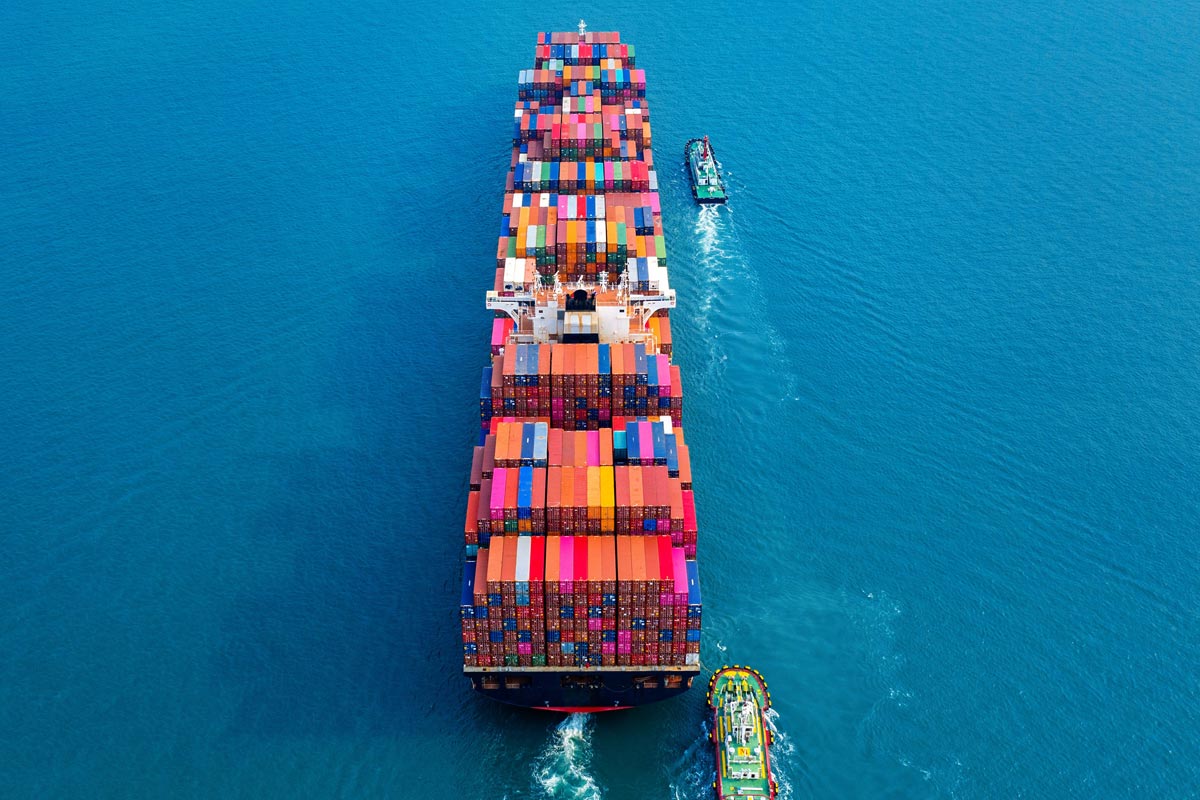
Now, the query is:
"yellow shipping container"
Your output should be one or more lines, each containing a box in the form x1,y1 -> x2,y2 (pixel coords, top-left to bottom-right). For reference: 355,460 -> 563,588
587,465 -> 600,519
600,467 -> 615,519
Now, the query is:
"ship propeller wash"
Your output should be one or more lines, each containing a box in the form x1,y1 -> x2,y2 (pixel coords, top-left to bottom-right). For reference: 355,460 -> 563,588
457,30 -> 705,711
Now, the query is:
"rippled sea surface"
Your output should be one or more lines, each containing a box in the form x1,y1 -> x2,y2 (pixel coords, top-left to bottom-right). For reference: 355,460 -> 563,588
3,1 -> 1199,797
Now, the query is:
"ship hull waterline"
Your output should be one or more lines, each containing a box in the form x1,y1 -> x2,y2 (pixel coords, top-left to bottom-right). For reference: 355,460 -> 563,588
467,667 -> 700,711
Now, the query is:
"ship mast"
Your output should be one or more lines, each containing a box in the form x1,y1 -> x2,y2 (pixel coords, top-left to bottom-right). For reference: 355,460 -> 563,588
578,19 -> 587,36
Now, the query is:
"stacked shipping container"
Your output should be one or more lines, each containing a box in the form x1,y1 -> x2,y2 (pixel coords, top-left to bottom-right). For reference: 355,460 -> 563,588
476,343 -> 683,431
464,419 -> 698,556
462,31 -> 701,684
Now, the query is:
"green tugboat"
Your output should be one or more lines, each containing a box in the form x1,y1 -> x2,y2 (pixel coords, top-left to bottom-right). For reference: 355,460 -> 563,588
707,665 -> 777,800
686,136 -> 728,204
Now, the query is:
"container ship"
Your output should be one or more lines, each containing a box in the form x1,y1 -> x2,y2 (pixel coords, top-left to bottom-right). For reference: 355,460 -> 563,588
458,25 -> 704,712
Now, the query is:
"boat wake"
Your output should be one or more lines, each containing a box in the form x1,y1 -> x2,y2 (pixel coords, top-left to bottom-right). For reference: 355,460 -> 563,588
692,205 -> 734,383
666,718 -> 714,800
763,707 -> 801,799
690,204 -> 797,398
532,713 -> 602,800
693,205 -> 730,324
695,205 -> 725,261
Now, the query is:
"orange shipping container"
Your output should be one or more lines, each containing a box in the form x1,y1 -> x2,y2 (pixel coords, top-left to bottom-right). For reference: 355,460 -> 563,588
669,479 -> 684,521
630,532 -> 646,588
677,444 -> 692,487
616,534 -> 632,590
475,548 -> 489,592
487,536 -> 505,590
629,466 -> 644,513
610,343 -> 623,380
494,422 -> 509,465
532,469 -> 547,517
574,431 -> 588,468
502,535 -> 518,582
614,465 -> 629,508
562,429 -> 575,468
503,345 -> 517,379
547,466 -> 562,510
560,465 -> 575,511
655,466 -> 671,515
545,535 -> 561,584
643,535 -> 659,591
601,535 -> 616,585
574,469 -> 588,515
465,492 -> 479,537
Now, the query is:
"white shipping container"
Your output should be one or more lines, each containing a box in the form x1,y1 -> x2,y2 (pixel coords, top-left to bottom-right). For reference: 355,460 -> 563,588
515,536 -> 531,583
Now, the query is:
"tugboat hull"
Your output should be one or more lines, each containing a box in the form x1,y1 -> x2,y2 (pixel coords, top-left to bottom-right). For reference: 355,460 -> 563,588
707,665 -> 777,799
685,137 -> 728,204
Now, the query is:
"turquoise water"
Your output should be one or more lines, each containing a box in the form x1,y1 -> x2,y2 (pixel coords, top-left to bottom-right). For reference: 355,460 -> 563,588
3,1 -> 1199,797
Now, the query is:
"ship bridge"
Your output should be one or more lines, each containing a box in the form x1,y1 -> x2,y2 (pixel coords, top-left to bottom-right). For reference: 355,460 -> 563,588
486,270 -> 674,346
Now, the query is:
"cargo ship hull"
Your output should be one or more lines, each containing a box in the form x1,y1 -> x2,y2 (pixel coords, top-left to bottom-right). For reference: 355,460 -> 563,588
466,667 -> 700,711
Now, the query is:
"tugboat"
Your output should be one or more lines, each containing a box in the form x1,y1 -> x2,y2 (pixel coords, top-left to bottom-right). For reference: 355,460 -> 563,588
685,136 -> 728,204
707,665 -> 777,800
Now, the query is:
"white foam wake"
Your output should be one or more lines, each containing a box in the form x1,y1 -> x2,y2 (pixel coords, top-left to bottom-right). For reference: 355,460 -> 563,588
695,205 -> 724,260
763,707 -> 796,800
666,717 -> 714,800
532,713 -> 602,800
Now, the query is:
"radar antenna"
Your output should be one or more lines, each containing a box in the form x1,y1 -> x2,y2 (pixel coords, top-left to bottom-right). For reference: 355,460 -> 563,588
578,19 -> 587,36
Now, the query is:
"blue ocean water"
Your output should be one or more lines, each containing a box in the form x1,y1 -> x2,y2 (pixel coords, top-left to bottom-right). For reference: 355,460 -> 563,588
2,0 -> 1199,797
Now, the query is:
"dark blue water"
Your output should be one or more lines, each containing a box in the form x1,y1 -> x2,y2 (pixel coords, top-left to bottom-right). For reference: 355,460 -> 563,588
3,1 -> 1199,797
